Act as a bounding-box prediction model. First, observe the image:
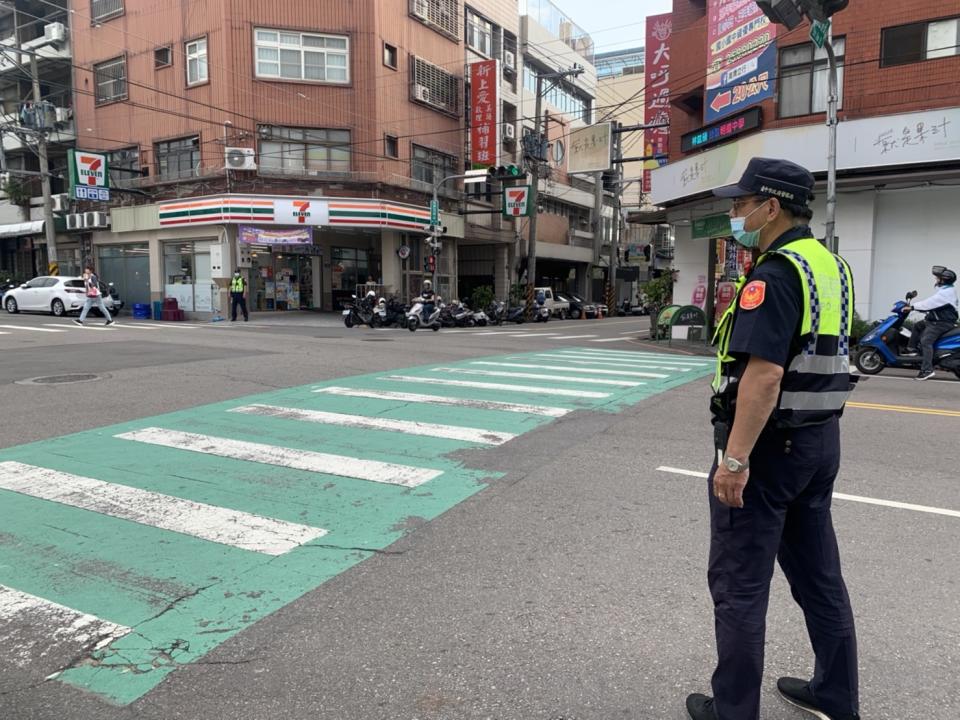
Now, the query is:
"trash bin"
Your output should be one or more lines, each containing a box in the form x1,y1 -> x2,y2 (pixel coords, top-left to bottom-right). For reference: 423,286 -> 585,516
133,303 -> 151,319
152,300 -> 163,321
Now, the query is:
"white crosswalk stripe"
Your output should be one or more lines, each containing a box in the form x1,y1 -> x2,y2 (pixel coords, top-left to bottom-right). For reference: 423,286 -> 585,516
115,427 -> 442,488
551,350 -> 712,367
0,324 -> 63,333
314,386 -> 570,417
229,403 -> 515,445
432,367 -> 643,387
380,375 -> 610,398
0,461 -> 328,556
523,353 -> 695,371
469,361 -> 668,379
547,335 -> 597,340
0,583 -> 132,668
561,348 -> 713,364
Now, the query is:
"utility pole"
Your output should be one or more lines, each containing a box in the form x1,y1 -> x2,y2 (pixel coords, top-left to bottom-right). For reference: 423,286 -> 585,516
608,122 -> 624,313
823,27 -> 839,253
525,65 -> 583,313
590,169 -> 603,303
30,49 -> 57,274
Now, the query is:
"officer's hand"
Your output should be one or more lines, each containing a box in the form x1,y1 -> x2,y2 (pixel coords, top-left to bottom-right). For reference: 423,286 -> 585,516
713,465 -> 749,508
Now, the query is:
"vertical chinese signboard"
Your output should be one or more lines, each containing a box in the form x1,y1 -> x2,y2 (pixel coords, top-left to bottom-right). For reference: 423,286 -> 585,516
705,0 -> 777,123
470,60 -> 500,167
643,14 -> 672,194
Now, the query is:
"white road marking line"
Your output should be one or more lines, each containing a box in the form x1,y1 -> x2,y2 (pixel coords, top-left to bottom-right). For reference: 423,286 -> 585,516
470,361 -> 667,379
547,335 -> 598,340
590,338 -> 632,343
115,427 -> 441,488
0,584 -> 132,667
856,374 -> 958,384
620,330 -> 642,334
567,347 -> 713,362
509,333 -> 561,338
43,323 -> 110,331
655,466 -> 960,519
0,331 -> 8,334
112,324 -> 161,330
381,375 -> 610,399
432,367 -> 642,387
527,353 -> 695,371
230,403 -> 516,446
554,350 -> 712,366
0,324 -> 63,332
0,461 -> 329,556
313,386 -> 570,417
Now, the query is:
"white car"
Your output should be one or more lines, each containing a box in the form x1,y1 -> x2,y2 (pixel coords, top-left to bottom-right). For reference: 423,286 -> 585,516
2,276 -> 123,317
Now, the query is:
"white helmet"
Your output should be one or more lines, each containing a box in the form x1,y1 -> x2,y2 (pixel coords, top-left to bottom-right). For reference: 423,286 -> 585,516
366,290 -> 376,298
423,280 -> 433,291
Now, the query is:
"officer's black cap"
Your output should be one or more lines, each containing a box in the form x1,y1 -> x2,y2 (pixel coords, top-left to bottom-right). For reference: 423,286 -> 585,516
713,157 -> 815,205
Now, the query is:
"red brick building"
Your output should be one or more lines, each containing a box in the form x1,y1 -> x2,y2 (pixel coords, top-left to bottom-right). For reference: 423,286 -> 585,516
649,0 -> 960,321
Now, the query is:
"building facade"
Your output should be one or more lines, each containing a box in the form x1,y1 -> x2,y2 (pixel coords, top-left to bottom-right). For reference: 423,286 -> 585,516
67,0 -> 467,313
651,0 -> 960,323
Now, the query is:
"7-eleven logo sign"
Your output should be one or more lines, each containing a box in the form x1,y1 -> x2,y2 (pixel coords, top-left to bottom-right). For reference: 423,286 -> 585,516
292,200 -> 311,223
78,153 -> 107,187
503,185 -> 531,217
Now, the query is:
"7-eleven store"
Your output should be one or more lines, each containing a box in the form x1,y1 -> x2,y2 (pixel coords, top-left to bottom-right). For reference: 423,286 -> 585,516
92,194 -> 464,316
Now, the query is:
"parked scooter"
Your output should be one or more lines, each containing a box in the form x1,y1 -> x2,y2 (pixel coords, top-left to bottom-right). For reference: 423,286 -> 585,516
473,307 -> 489,326
505,305 -> 526,324
406,298 -> 442,332
451,301 -> 476,327
343,291 -> 380,328
855,290 -> 960,379
533,296 -> 550,323
485,300 -> 506,326
376,296 -> 408,328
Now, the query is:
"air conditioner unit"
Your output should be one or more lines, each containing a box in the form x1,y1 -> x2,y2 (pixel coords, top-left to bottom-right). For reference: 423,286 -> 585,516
411,0 -> 429,20
0,172 -> 10,188
502,123 -> 516,140
503,51 -> 516,71
413,84 -> 431,103
225,147 -> 257,171
83,211 -> 110,229
66,213 -> 83,231
54,107 -> 72,123
43,22 -> 67,44
51,193 -> 69,212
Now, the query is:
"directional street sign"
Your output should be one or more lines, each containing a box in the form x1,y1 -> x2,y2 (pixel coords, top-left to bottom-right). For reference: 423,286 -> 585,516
810,19 -> 830,49
430,199 -> 439,226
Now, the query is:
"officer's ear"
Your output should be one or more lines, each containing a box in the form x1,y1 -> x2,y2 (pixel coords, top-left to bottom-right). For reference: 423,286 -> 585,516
766,196 -> 782,221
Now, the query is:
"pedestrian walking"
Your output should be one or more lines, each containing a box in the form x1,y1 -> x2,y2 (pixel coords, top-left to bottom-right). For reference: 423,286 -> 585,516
685,158 -> 860,720
73,265 -> 114,326
230,269 -> 249,322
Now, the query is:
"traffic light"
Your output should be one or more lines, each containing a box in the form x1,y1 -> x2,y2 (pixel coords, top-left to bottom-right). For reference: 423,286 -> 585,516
487,164 -> 527,182
423,256 -> 431,273
756,0 -> 848,29
643,244 -> 652,262
427,254 -> 436,274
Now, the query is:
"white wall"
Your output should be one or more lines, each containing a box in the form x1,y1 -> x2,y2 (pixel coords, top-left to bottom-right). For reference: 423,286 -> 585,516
870,185 -> 960,321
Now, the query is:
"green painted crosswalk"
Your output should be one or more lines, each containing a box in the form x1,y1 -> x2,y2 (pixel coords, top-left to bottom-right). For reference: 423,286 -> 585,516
0,348 -> 712,704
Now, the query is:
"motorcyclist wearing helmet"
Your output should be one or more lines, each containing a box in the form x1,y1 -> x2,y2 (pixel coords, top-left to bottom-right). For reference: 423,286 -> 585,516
903,266 -> 959,380
420,279 -> 437,319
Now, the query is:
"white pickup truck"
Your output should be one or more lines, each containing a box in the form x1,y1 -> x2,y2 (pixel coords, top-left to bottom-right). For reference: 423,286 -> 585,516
535,287 -> 571,319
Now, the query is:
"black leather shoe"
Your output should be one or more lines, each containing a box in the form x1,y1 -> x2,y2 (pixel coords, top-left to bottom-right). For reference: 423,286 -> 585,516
777,677 -> 860,720
685,693 -> 717,720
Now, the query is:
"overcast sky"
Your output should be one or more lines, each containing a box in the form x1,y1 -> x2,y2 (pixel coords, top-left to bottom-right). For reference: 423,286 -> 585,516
552,0 -> 674,54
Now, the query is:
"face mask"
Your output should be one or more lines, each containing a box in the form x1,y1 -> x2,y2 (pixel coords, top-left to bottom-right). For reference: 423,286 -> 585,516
729,202 -> 769,249
234,273 -> 240,278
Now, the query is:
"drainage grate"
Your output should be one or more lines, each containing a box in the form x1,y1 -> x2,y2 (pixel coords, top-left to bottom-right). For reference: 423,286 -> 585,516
16,373 -> 104,386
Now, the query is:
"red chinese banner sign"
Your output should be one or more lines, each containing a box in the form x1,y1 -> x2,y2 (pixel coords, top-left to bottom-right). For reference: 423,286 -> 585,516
470,60 -> 500,166
643,14 -> 672,194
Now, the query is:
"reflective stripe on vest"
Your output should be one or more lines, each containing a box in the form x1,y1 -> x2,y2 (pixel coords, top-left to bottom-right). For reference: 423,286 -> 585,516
712,236 -> 855,426
231,277 -> 245,293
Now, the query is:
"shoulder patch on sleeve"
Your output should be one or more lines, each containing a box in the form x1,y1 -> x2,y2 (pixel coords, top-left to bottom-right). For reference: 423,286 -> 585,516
739,280 -> 766,310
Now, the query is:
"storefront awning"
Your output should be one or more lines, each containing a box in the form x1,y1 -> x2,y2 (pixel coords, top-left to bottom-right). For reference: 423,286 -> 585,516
0,220 -> 44,238
627,209 -> 667,225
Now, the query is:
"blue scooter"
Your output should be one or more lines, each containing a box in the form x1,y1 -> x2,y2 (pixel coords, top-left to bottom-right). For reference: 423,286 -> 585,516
855,290 -> 960,379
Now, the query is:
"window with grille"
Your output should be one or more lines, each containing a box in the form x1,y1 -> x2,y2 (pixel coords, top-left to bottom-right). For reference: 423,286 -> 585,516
91,0 -> 123,22
411,57 -> 461,116
186,37 -> 208,85
411,144 -> 458,186
409,0 -> 460,40
258,126 -> 351,175
385,134 -> 399,158
156,136 -> 200,181
778,38 -> 845,118
94,57 -> 127,104
254,29 -> 350,84
881,17 -> 960,66
154,46 -> 172,69
108,147 -> 140,186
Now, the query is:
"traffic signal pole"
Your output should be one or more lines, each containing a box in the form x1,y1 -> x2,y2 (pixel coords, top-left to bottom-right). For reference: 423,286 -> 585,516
525,72 -> 544,314
824,29 -> 839,253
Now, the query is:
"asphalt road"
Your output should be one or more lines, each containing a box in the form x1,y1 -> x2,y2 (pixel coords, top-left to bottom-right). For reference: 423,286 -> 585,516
0,310 -> 956,720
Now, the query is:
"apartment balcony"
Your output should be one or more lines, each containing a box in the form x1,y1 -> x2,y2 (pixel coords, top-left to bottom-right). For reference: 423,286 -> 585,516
0,107 -> 75,154
0,22 -> 70,77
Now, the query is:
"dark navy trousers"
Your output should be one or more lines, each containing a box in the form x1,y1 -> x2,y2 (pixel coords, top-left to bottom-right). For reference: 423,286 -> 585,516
708,417 -> 859,720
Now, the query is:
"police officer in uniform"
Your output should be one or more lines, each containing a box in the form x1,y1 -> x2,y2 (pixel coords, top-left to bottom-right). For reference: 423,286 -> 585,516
230,268 -> 249,322
685,159 -> 860,720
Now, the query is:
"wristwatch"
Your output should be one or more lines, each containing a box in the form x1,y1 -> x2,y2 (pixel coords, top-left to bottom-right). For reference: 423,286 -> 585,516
723,455 -> 750,473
